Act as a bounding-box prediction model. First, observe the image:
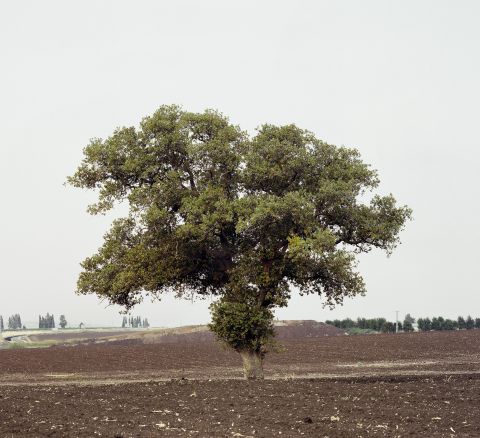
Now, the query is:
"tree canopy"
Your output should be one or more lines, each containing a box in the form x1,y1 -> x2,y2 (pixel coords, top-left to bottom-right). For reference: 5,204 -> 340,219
69,105 -> 411,378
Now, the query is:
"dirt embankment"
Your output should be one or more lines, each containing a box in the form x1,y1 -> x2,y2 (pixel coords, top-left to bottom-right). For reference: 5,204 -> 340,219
27,330 -> 140,343
98,320 -> 346,346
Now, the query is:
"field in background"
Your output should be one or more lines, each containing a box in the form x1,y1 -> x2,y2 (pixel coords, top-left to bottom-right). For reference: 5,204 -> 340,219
0,320 -> 344,349
1,323 -> 479,437
0,328 -> 147,350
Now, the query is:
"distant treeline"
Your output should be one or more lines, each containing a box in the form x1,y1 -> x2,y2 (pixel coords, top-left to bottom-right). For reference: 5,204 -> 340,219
325,317 -> 412,333
0,313 -> 68,331
327,315 -> 480,332
417,316 -> 480,331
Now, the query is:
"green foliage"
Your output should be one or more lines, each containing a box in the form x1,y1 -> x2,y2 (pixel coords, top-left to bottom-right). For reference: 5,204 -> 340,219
39,313 -> 55,329
59,315 -> 67,329
209,298 -> 275,353
356,317 -> 387,331
442,319 -> 457,330
417,318 -> 431,331
8,314 -> 22,330
121,315 -> 149,328
382,321 -> 399,333
466,315 -> 475,330
403,320 -> 414,332
431,317 -> 443,331
329,317 -> 391,332
344,327 -> 378,335
417,315 -> 480,331
69,105 -> 411,353
328,317 -> 404,333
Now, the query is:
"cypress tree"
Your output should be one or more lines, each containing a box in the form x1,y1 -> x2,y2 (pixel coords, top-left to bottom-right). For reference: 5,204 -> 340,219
466,315 -> 474,330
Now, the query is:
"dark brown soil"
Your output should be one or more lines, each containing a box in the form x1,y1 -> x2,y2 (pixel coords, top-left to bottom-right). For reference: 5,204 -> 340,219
134,320 -> 346,344
1,375 -> 479,437
1,330 -> 479,376
1,330 -> 480,437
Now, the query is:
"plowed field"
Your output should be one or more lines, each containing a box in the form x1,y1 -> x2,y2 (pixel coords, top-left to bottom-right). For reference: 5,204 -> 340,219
1,330 -> 480,437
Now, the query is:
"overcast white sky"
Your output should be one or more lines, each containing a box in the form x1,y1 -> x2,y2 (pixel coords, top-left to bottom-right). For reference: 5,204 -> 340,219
1,1 -> 479,328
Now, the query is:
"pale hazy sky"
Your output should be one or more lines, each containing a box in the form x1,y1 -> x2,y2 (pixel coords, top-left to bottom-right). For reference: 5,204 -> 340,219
1,1 -> 479,328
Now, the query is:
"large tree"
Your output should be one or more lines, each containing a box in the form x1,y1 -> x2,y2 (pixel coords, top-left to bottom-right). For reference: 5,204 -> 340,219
69,105 -> 411,379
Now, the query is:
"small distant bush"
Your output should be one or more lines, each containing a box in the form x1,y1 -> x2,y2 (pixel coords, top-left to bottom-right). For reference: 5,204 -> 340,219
345,327 -> 378,335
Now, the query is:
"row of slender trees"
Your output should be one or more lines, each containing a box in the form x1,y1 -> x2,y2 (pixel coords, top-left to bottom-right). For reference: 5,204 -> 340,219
121,316 -> 150,328
0,314 -> 67,330
417,316 -> 480,331
39,313 -> 55,328
38,314 -> 67,329
1,314 -> 24,330
327,315 -> 480,333
0,314 -> 149,331
326,317 -> 413,333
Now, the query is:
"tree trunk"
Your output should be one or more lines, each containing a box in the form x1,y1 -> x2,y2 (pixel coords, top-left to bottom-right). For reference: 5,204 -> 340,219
239,349 -> 264,380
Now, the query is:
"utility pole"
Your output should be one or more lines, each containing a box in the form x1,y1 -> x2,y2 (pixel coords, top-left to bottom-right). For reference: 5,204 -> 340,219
395,310 -> 399,333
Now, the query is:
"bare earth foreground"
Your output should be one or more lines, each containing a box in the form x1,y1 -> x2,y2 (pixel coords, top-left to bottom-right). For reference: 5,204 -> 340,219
1,328 -> 480,437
